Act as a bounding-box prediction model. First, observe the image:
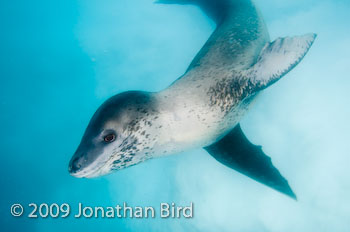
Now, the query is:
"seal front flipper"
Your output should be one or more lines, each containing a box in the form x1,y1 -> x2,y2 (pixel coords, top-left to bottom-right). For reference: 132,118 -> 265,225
204,124 -> 297,199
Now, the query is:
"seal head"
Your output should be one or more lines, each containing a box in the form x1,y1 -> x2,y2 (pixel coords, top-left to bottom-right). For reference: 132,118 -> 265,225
69,91 -> 156,178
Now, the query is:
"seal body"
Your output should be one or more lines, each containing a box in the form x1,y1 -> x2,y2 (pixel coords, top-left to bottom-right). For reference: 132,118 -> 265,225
69,0 -> 315,197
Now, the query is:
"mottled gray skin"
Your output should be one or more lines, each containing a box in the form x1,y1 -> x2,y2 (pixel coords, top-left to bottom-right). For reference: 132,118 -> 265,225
68,0 -> 271,178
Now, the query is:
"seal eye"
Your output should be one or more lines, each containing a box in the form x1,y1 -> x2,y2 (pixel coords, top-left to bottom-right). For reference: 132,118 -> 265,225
104,133 -> 116,143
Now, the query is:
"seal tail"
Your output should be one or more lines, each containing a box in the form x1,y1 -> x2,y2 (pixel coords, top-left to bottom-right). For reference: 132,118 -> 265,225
247,33 -> 317,92
155,0 -> 241,24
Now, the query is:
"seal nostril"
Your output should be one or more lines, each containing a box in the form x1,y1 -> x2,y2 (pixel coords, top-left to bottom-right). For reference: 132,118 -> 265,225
70,157 -> 82,173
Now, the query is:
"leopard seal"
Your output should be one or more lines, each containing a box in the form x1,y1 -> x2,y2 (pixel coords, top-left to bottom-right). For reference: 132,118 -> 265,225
68,0 -> 316,199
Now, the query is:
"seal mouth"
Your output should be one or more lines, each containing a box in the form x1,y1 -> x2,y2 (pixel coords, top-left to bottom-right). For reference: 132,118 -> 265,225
69,159 -> 107,178
69,150 -> 122,178
69,155 -> 117,178
70,164 -> 105,178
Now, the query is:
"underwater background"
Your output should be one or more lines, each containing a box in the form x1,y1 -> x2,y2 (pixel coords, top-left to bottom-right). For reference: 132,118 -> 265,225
1,0 -> 350,231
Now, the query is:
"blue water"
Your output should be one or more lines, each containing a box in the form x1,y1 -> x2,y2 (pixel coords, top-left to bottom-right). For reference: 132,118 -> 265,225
1,0 -> 350,231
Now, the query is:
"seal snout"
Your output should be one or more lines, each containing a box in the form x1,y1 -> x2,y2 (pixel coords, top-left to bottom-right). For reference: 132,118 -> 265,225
68,153 -> 86,177
69,156 -> 81,173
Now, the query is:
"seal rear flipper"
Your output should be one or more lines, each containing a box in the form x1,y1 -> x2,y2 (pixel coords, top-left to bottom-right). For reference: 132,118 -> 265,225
204,124 -> 297,199
155,0 -> 233,24
248,34 -> 317,91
